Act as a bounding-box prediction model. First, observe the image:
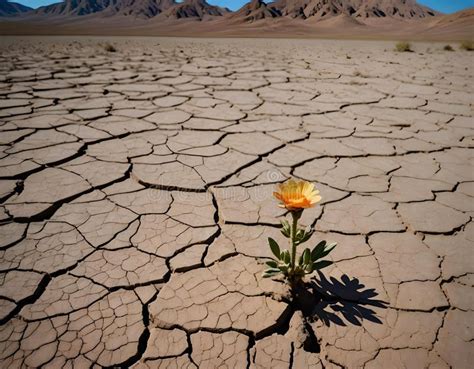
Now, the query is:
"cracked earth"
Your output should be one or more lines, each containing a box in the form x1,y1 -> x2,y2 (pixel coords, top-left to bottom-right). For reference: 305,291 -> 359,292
0,37 -> 472,368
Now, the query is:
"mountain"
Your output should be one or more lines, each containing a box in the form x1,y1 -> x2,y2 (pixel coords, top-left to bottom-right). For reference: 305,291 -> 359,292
272,0 -> 353,20
353,0 -> 438,18
161,0 -> 229,20
105,0 -> 176,17
10,0 -> 443,20
309,12 -> 365,26
35,0 -> 176,18
0,2 -> 472,40
0,0 -> 32,16
33,0 -> 227,19
228,0 -> 281,23
35,0 -> 114,17
229,0 -> 281,23
421,7 -> 474,38
429,7 -> 473,27
271,0 -> 438,20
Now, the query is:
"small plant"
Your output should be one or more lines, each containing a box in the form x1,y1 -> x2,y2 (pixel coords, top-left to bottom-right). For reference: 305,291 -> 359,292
103,43 -> 117,52
460,40 -> 474,51
263,180 -> 336,286
353,70 -> 369,78
395,42 -> 412,52
443,44 -> 454,51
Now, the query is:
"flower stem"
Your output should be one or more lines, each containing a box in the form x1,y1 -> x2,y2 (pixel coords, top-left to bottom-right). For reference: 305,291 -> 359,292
290,211 -> 300,280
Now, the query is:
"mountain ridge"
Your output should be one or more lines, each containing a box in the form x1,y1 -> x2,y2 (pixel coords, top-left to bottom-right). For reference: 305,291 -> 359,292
228,0 -> 281,23
0,0 -> 32,16
33,0 -> 176,18
11,0 -> 441,21
160,0 -> 230,20
271,0 -> 438,21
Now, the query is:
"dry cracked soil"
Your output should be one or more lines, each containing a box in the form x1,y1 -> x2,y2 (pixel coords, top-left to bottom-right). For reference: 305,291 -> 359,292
0,36 -> 472,369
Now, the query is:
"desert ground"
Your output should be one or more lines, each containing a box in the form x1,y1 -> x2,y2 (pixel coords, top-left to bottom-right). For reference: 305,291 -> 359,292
0,36 -> 472,368
0,13 -> 473,41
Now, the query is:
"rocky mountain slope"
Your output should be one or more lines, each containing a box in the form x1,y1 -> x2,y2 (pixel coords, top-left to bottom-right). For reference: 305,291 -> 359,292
34,0 -> 114,17
161,0 -> 229,20
25,0 -> 441,20
34,0 -> 176,18
271,0 -> 438,21
0,0 -> 32,16
1,0 -> 470,40
228,0 -> 280,22
105,0 -> 176,17
32,0 -> 228,19
353,0 -> 438,18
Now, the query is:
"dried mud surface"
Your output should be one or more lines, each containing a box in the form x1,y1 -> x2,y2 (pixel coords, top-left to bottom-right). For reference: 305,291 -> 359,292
0,37 -> 472,368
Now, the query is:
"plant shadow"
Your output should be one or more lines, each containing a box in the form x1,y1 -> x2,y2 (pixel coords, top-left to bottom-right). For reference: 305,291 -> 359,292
293,271 -> 388,327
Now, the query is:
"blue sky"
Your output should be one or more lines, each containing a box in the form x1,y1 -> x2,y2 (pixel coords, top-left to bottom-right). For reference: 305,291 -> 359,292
13,0 -> 474,13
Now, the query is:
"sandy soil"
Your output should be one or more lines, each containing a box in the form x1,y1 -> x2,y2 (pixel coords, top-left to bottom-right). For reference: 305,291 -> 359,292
0,36 -> 473,369
0,12 -> 473,41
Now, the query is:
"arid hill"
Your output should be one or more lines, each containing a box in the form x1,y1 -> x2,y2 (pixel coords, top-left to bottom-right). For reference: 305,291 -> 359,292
30,0 -> 228,19
271,0 -> 438,20
429,7 -> 474,27
353,0 -> 437,18
160,0 -> 229,20
34,0 -> 114,17
228,0 -> 281,23
272,0 -> 358,20
33,0 -> 176,18
104,0 -> 176,18
23,0 -> 440,20
0,0 -> 31,16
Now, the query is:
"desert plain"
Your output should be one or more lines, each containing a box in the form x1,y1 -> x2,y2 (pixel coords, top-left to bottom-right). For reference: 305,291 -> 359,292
0,36 -> 473,368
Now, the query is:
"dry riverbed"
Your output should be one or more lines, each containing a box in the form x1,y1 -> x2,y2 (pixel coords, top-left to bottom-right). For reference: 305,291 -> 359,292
0,36 -> 472,368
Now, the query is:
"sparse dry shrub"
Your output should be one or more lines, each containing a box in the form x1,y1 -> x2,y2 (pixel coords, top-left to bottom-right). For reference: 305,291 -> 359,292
460,40 -> 474,51
353,70 -> 369,78
103,43 -> 117,52
395,42 -> 412,52
443,44 -> 454,51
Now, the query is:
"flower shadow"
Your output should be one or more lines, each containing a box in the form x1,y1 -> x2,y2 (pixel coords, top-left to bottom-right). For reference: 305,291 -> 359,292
293,271 -> 388,327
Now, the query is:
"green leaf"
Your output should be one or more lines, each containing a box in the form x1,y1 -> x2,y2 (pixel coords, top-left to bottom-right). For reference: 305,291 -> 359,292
303,248 -> 311,265
304,260 -> 314,273
294,227 -> 312,246
262,268 -> 282,278
313,260 -> 333,270
278,264 -> 289,273
311,240 -> 326,261
298,228 -> 313,244
319,242 -> 337,258
280,220 -> 290,238
281,250 -> 291,264
298,248 -> 310,265
263,272 -> 278,278
265,260 -> 278,268
264,268 -> 281,273
268,238 -> 281,260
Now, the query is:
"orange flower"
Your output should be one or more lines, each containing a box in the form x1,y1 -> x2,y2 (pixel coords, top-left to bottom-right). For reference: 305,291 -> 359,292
273,180 -> 321,211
